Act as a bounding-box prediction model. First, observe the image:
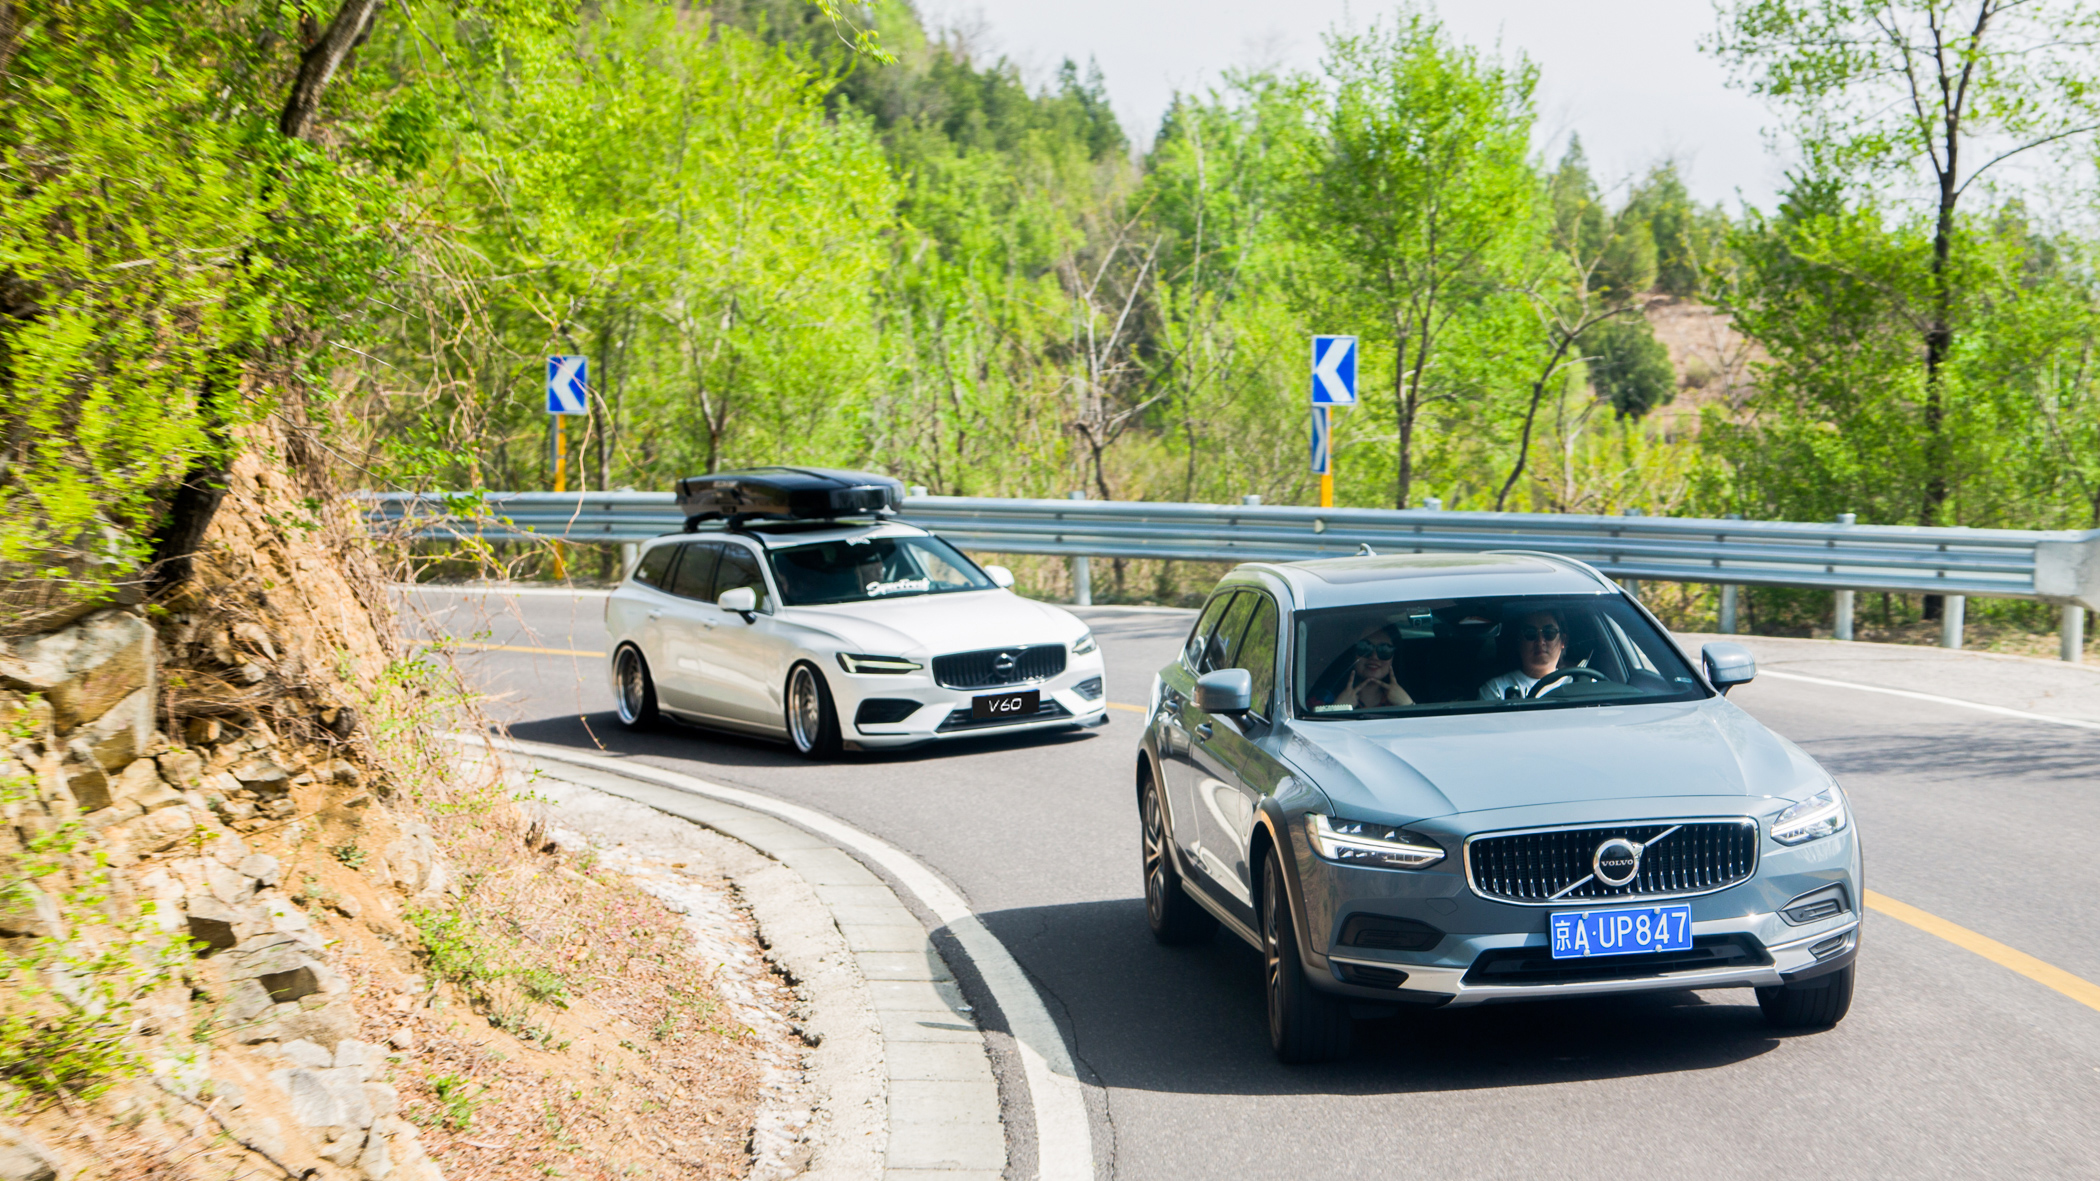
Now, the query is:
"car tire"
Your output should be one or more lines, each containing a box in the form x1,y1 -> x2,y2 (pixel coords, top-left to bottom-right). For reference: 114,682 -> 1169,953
786,662 -> 843,759
1756,963 -> 1854,1029
613,646 -> 660,730
1262,848 -> 1352,1063
1141,776 -> 1216,946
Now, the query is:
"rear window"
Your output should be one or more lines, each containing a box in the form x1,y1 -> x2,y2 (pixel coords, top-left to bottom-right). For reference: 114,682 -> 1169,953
633,544 -> 677,589
1293,595 -> 1707,719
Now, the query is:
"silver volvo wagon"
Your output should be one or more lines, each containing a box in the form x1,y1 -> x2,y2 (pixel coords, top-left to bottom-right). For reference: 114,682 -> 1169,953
1136,552 -> 1861,1062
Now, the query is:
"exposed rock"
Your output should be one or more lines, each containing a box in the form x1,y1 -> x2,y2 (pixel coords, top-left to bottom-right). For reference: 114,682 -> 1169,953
319,1129 -> 367,1168
333,1040 -> 383,1079
58,759 -> 111,812
277,1039 -> 334,1069
316,1067 -> 376,1128
0,1122 -> 58,1181
78,689 -> 152,770
186,717 -> 222,745
271,1066 -> 347,1130
382,826 -> 439,893
227,1113 -> 284,1162
230,757 -> 291,794
322,706 -> 359,738
185,896 -> 245,952
238,852 -> 281,887
206,858 -> 254,907
259,963 -> 323,1004
221,978 -> 278,1026
157,747 -> 204,788
385,1026 -> 415,1051
0,610 -> 153,731
0,885 -> 60,939
209,1078 -> 246,1109
356,1128 -> 394,1180
362,1083 -> 399,1122
277,999 -> 358,1050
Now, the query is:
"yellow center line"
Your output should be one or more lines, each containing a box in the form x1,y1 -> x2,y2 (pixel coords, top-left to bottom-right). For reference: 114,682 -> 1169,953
1867,890 -> 2100,1014
421,641 -> 608,658
1107,701 -> 1147,713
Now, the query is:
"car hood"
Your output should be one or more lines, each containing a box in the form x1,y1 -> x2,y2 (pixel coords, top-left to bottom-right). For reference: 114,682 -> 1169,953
1279,697 -> 1826,825
781,590 -> 1085,656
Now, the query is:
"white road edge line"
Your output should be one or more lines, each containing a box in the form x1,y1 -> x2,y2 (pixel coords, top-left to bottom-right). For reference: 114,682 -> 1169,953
1758,669 -> 2100,732
448,732 -> 1096,1181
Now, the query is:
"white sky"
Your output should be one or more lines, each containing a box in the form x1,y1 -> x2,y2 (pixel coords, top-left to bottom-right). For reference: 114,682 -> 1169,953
913,0 -> 1793,211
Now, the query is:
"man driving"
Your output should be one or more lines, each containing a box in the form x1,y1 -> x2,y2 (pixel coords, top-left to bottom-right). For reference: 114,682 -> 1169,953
1309,622 -> 1414,710
1478,608 -> 1571,701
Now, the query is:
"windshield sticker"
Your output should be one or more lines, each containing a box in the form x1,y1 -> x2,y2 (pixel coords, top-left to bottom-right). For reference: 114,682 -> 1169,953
865,577 -> 930,596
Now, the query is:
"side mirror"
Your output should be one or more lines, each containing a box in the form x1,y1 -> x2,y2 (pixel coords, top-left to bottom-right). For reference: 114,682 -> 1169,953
984,565 -> 1016,589
1701,642 -> 1756,695
718,586 -> 758,619
1193,668 -> 1254,715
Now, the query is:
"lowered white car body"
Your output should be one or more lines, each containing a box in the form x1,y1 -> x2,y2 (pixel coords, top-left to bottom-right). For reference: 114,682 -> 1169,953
603,518 -> 1108,756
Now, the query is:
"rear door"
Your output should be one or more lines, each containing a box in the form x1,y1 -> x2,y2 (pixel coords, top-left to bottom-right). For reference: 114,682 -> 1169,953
692,543 -> 790,730
655,541 -> 723,716
1160,591 -> 1238,862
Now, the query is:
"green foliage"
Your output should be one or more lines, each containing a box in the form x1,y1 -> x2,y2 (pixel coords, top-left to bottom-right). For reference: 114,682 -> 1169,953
1589,318 -> 1676,420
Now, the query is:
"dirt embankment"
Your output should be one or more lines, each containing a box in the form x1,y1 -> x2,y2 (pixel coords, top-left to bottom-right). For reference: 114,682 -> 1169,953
0,429 -> 802,1180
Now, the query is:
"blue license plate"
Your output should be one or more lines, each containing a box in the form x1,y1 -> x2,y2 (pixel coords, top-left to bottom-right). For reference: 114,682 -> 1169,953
1549,903 -> 1693,959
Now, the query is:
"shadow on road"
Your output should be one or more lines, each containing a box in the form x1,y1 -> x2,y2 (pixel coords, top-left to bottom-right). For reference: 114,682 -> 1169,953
1792,726 -> 2100,784
500,710 -> 1107,769
975,897 -> 1788,1095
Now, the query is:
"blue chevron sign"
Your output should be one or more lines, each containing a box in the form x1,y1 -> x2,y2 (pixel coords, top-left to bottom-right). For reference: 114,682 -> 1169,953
1310,335 -> 1357,405
1310,405 -> 1331,476
547,355 -> 588,415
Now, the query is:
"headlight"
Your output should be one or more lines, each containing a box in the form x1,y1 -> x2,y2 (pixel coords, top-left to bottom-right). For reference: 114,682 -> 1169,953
1072,631 -> 1098,655
836,653 -> 923,675
1305,814 -> 1445,870
1771,785 -> 1849,846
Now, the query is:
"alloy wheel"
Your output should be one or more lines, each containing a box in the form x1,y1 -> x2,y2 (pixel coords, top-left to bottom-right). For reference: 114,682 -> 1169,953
615,649 -> 646,724
1263,868 -> 1284,1037
789,665 -> 822,752
1143,788 -> 1168,926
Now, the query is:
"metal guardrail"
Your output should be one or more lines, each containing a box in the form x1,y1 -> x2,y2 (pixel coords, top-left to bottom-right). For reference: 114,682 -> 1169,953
358,491 -> 2100,611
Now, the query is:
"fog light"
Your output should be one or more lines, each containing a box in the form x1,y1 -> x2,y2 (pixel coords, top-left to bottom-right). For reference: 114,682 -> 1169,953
1340,914 -> 1443,951
1780,884 -> 1852,925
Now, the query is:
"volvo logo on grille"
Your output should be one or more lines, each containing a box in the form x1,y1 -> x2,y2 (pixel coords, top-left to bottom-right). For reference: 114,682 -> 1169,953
1592,837 -> 1644,888
992,651 -> 1018,674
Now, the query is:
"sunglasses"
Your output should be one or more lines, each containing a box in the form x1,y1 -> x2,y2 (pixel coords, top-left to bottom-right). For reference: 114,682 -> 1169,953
1352,641 -> 1396,659
1518,626 -> 1562,642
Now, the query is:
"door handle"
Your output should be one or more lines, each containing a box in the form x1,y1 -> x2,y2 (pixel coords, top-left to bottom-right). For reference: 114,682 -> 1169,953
1195,722 -> 1214,742
646,610 -> 663,620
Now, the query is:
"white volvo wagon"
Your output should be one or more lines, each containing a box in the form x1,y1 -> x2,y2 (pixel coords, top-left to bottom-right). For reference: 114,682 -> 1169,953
603,468 -> 1107,757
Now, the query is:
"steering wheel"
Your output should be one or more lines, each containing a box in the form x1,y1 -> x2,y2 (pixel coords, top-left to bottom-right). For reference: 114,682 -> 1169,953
1524,666 -> 1612,699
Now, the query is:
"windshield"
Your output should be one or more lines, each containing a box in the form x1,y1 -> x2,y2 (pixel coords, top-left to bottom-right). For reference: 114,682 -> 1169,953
767,534 -> 994,606
1291,595 -> 1707,719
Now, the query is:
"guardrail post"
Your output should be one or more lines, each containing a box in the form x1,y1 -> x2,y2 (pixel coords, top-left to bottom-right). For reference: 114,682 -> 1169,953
1719,584 -> 1738,634
2063,605 -> 2085,663
1833,513 -> 1856,641
1068,491 -> 1092,607
1422,497 -> 1443,511
1940,595 -> 1965,649
909,485 -> 928,498
619,542 -> 638,578
1242,494 -> 1262,505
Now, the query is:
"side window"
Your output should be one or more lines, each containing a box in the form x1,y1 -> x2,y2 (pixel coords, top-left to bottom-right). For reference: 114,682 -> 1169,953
1233,596 -> 1280,717
1184,592 -> 1238,669
1202,592 -> 1258,675
667,543 -> 720,601
633,544 -> 677,589
715,545 -> 771,611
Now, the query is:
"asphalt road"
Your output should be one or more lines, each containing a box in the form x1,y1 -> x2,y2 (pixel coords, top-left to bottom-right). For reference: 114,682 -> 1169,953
405,586 -> 2100,1180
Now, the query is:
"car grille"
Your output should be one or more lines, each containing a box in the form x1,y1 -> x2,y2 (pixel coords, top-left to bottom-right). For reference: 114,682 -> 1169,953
1466,820 -> 1758,904
931,644 -> 1067,690
935,699 -> 1072,733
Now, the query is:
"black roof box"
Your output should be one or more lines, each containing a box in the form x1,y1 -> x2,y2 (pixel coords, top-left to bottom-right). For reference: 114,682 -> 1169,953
675,467 -> 904,526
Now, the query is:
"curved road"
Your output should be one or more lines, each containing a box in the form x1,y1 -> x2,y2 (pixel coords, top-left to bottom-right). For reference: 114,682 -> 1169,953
409,587 -> 2100,1179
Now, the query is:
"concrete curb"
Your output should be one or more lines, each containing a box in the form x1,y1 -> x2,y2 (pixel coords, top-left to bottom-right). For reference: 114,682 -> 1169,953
473,741 -> 1010,1179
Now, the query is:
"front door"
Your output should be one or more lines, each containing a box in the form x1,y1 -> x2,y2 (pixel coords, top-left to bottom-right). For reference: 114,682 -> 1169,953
1162,591 -> 1240,866
1196,592 -> 1285,906
1183,591 -> 1259,906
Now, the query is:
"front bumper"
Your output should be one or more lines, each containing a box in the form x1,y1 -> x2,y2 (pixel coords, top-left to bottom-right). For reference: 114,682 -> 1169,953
1290,809 -> 1862,1007
836,658 -> 1109,748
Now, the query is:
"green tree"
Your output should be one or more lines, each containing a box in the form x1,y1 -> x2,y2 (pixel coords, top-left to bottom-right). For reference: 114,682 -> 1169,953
1710,0 -> 2100,524
1296,9 -> 1541,507
1590,318 -> 1676,419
